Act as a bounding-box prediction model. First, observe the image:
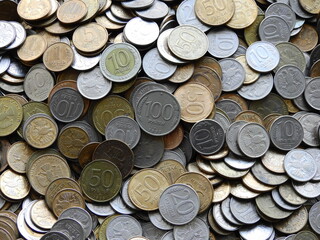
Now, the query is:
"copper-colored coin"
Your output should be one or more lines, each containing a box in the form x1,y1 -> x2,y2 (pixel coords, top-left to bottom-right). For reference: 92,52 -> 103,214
17,35 -> 47,62
212,181 -> 231,203
168,63 -> 194,84
310,59 -> 320,78
299,0 -> 320,14
235,110 -> 263,125
45,177 -> 81,209
155,160 -> 187,184
73,22 -> 108,53
57,68 -> 80,82
7,141 -> 35,174
175,172 -> 214,213
194,0 -> 235,26
226,0 -> 258,29
218,93 -> 248,110
235,55 -> 260,84
174,83 -> 214,123
0,169 -> 30,200
52,188 -> 85,217
30,200 -> 57,230
195,56 -> 223,79
128,169 -> 170,211
163,124 -> 184,150
17,0 -> 51,21
43,42 -> 74,72
57,0 -> 88,24
78,142 -> 99,168
291,24 -> 318,52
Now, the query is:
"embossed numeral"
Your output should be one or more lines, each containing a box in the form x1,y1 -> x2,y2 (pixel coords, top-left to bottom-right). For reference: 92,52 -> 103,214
134,175 -> 161,202
202,0 -> 226,15
108,50 -> 130,70
145,101 -> 174,121
169,189 -> 195,215
89,168 -> 114,188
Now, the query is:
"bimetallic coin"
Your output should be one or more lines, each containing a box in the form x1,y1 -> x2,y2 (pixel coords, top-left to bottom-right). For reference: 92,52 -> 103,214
230,197 -> 260,224
174,218 -> 209,240
0,96 -> 22,137
189,119 -> 225,155
106,215 -> 142,240
219,58 -> 245,92
259,16 -> 291,44
159,184 -> 200,225
99,43 -> 141,82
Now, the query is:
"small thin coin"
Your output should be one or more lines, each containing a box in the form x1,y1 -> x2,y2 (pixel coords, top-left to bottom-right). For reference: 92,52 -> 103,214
292,181 -> 320,199
212,204 -> 238,232
293,231 -> 318,240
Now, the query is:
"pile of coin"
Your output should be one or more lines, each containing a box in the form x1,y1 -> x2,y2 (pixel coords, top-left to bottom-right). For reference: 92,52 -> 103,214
0,0 -> 320,239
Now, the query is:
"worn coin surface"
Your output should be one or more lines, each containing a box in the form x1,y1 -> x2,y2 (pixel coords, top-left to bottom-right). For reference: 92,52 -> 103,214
226,0 -> 258,29
174,217 -> 209,240
106,215 -> 142,240
230,197 -> 260,224
219,58 -> 245,92
57,0 -> 88,24
43,42 -> 74,72
0,96 -> 23,137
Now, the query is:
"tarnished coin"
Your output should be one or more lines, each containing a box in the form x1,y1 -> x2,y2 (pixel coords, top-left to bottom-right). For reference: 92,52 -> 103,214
219,58 -> 245,92
57,0 -> 88,24
85,202 -> 115,217
298,0 -> 320,14
305,148 -> 320,181
80,160 -> 122,202
271,188 -> 301,211
0,96 -> 22,137
128,169 -> 169,211
292,181 -> 320,198
43,42 -> 74,72
275,206 -> 308,233
100,43 -> 141,82
259,16 -> 290,44
230,197 -> 260,224
246,41 -> 280,72
279,182 -> 307,205
51,218 -> 85,240
275,42 -> 306,72
0,21 -> 15,48
242,172 -> 275,192
40,232 -> 71,240
189,119 -> 225,155
106,215 -> 142,240
220,197 -> 243,226
289,0 -> 314,18
168,25 -> 208,60
174,218 -> 209,240
163,124 -> 184,150
252,161 -> 288,186
226,0 -> 258,29
239,223 -> 274,240
141,221 -> 166,240
194,0 -> 235,26
210,160 -> 249,179
135,0 -> 169,20
305,77 -> 320,111
261,149 -> 285,173
309,201 -> 320,234
226,121 -> 247,156
159,184 -> 200,225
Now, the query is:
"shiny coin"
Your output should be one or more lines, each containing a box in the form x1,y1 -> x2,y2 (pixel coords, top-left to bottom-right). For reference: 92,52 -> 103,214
0,55 -> 10,75
43,42 -> 74,72
168,25 -> 208,61
265,2 -> 296,31
0,169 -> 30,200
230,197 -> 260,224
159,184 -> 200,225
0,21 -> 15,48
226,0 -> 258,29
174,217 -> 209,240
235,55 -> 260,85
239,222 -> 274,240
5,21 -> 26,50
299,112 -> 320,147
289,0 -> 314,18
220,197 -> 243,226
57,0 -> 88,24
40,232 -> 70,240
99,43 -> 141,82
0,96 -> 22,137
213,203 -> 239,231
219,58 -> 245,92
224,153 -> 256,170
135,1 -> 169,20
17,0 -> 51,21
71,45 -> 101,71
106,215 -> 142,240
259,16 -> 290,44
242,172 -> 275,192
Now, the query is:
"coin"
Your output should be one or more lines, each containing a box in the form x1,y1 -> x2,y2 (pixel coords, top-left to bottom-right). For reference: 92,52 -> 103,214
275,206 -> 308,234
261,149 -> 285,173
226,0 -> 258,29
0,169 -> 30,200
230,197 -> 260,224
7,141 -> 34,174
298,0 -> 320,14
279,181 -> 307,205
299,112 -> 320,146
0,55 -> 10,75
0,21 -> 15,48
57,0 -> 88,24
43,42 -> 74,72
141,221 -> 166,240
148,211 -> 173,231
244,15 -> 264,46
17,34 -> 47,62
155,160 -> 186,184
210,160 -> 249,179
292,180 -> 320,198
174,217 -> 209,240
242,172 -> 274,192
309,201 -> 320,234
266,3 -> 296,31
51,218 -> 85,240
219,58 -> 245,92
0,96 -> 23,137
40,232 -> 70,240
235,55 -> 260,85
106,215 -> 142,240
290,24 -> 318,52
259,16 -> 291,44
30,200 -> 56,230
293,231 -> 318,240
239,223 -> 274,240
159,184 -> 200,225
17,0 -> 51,21
163,124 -> 184,150
252,161 -> 288,186
275,42 -> 306,72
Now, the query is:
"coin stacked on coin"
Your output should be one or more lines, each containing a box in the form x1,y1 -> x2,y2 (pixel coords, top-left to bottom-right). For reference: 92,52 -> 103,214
0,0 -> 320,240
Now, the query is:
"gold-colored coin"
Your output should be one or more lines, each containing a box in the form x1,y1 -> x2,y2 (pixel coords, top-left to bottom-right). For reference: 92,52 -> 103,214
43,42 -> 74,72
163,124 -> 184,150
17,0 -> 51,21
95,15 -> 125,30
235,55 -> 260,84
30,200 -> 57,230
196,155 -> 216,174
261,149 -> 285,174
175,172 -> 214,213
299,0 -> 320,14
194,0 -> 235,26
226,0 -> 258,29
38,31 -> 60,47
45,20 -> 77,35
155,160 -> 187,184
242,172 -> 274,192
195,56 -> 223,79
230,182 -> 259,199
73,22 -> 108,53
5,94 -> 28,105
111,77 -> 136,94
57,0 -> 88,24
0,169 -> 30,200
7,141 -> 35,174
174,83 -> 214,123
283,99 -> 300,113
0,215 -> 19,239
0,96 -> 23,137
58,125 -> 90,159
1,73 -> 24,84
128,169 -> 170,211
57,68 -> 80,82
290,24 -> 318,52
218,93 -> 248,110
168,63 -> 194,84
187,162 -> 215,179
23,114 -> 58,149
52,188 -> 85,217
27,153 -> 71,195
310,59 -> 320,78
235,110 -> 263,125
99,215 -> 118,240
212,181 -> 231,203
17,35 -> 47,62
81,0 -> 100,22
244,15 -> 264,46
210,160 -> 249,179
263,113 -> 282,129
201,144 -> 229,161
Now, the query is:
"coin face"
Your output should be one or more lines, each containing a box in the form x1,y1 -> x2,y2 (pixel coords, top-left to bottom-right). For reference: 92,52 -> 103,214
230,197 -> 260,224
174,218 -> 209,240
226,0 -> 258,29
43,42 -> 74,72
0,21 -> 16,49
17,0 -> 51,21
51,218 -> 85,240
57,0 -> 88,24
30,200 -> 57,230
106,215 -> 142,240
219,58 -> 245,92
0,96 -> 22,137
259,16 -> 291,44
17,35 -> 47,62
305,78 -> 320,111
99,43 -> 141,82
0,169 -> 30,200
309,201 -> 320,234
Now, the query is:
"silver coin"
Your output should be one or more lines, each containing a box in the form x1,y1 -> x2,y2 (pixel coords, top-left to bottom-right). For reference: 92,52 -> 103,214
176,0 -> 210,32
284,149 -> 317,182
305,77 -> 320,111
271,188 -> 301,211
239,223 -> 274,240
105,116 -> 141,149
135,1 -> 169,20
141,221 -> 166,240
173,217 -> 209,240
226,120 -> 247,156
309,201 -> 320,234
149,211 -> 173,231
5,21 -> 26,50
294,17 -> 305,29
269,115 -> 304,151
274,65 -> 305,99
246,41 -> 280,72
121,178 -> 138,210
213,111 -> 231,133
289,0 -> 314,18
124,17 -> 159,46
61,36 -> 71,45
292,181 -> 320,198
161,231 -> 174,240
299,112 -> 320,146
40,232 -> 71,240
17,208 -> 43,240
52,219 -> 85,240
85,202 -> 115,217
231,45 -> 247,58
237,73 -> 274,100
106,215 -> 142,240
259,16 -> 291,44
159,184 -> 200,225
275,42 -> 306,72
178,134 -> 194,163
77,67 -> 112,100
99,42 -> 141,82
71,46 -> 100,71
59,207 -> 92,238
207,28 -> 239,58
251,161 -> 288,186
229,197 -> 260,225
293,94 -> 312,111
133,131 -> 164,168
135,90 -> 180,136
24,201 -> 47,234
219,58 -> 245,92
224,152 -> 256,170
106,11 -> 128,24
277,0 -> 289,4
0,195 -> 5,210
0,54 -> 10,74
212,204 -> 238,232
0,21 -> 15,48
279,181 -> 308,205
110,194 -> 136,215
157,29 -> 187,64
7,58 -> 28,78
161,149 -> 187,167
291,26 -> 303,36
121,0 -> 154,9
305,148 -> 320,181
189,119 -> 225,155
238,122 -> 270,158
266,3 -> 296,31
0,80 -> 24,93
143,48 -> 177,81
221,198 -> 243,226
216,99 -> 242,122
